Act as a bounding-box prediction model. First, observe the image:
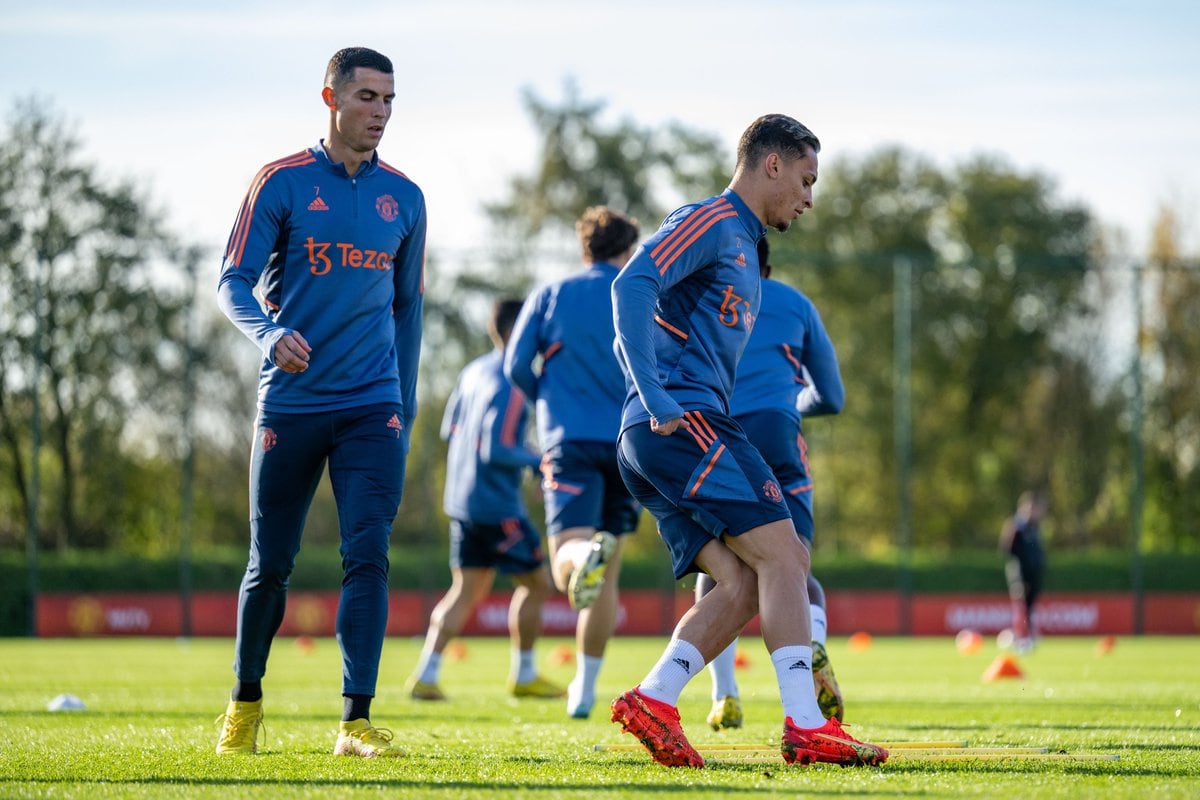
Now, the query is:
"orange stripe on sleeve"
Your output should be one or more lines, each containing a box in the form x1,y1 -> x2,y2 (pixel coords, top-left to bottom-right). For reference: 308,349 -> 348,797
650,198 -> 731,263
543,341 -> 563,362
499,387 -> 524,446
656,209 -> 738,275
228,152 -> 311,262
782,343 -> 805,383
378,160 -> 411,180
688,444 -> 726,497
226,151 -> 314,267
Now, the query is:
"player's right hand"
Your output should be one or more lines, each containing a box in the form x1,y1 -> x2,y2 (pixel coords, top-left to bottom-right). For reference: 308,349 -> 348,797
650,415 -> 688,436
275,331 -> 312,373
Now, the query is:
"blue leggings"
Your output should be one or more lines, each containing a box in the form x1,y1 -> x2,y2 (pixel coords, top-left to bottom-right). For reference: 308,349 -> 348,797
234,403 -> 407,696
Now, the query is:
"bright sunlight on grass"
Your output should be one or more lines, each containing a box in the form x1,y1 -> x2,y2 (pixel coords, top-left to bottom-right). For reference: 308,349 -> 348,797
1,635 -> 1197,799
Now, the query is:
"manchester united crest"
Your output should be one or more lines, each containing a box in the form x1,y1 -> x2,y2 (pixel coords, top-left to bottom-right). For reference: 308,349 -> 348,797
376,194 -> 399,222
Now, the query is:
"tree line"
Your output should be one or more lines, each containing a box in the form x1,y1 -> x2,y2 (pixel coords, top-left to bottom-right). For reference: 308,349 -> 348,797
1,89 -> 1196,561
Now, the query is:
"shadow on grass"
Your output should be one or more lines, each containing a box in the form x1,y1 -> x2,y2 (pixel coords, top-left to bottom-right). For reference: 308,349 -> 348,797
0,775 -> 856,795
895,720 -> 1198,735
1,708 -> 527,724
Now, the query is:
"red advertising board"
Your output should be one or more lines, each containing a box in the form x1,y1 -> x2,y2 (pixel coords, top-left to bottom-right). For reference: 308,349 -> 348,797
35,590 -> 1200,637
909,593 -> 1137,635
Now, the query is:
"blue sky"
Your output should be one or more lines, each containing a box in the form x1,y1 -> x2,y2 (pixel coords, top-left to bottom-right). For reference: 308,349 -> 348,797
2,0 -> 1198,261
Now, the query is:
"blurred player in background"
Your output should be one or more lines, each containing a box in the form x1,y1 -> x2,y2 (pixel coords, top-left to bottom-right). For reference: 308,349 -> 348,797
407,300 -> 564,702
697,235 -> 846,731
609,114 -> 886,769
1000,490 -> 1048,651
505,207 -> 643,719
215,46 -> 425,758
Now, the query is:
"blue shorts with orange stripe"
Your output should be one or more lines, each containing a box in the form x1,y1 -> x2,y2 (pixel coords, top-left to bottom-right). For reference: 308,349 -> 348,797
736,410 -> 815,543
449,516 -> 544,575
540,441 -> 641,537
616,409 -> 791,579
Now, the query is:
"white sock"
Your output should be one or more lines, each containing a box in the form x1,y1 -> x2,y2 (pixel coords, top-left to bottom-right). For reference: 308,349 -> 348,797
708,639 -> 739,700
417,650 -> 442,684
569,653 -> 604,706
810,605 -> 828,646
771,645 -> 825,728
554,538 -> 593,574
577,653 -> 603,692
513,648 -> 537,684
638,639 -> 704,707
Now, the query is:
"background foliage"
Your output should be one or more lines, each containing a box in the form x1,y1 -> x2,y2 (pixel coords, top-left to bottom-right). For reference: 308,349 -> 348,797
1,88 -> 1196,599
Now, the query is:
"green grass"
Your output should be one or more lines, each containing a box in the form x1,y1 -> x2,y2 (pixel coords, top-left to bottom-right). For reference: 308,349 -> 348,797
1,635 -> 1197,799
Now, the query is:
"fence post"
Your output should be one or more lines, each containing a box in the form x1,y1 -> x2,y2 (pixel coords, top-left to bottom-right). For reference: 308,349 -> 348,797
894,256 -> 914,635
179,246 -> 200,639
25,259 -> 44,638
1130,259 -> 1145,634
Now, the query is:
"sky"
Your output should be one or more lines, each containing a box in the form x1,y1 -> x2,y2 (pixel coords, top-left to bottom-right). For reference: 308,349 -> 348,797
2,0 -> 1199,264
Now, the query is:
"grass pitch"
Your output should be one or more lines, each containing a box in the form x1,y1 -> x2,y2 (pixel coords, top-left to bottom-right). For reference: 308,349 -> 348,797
1,634 -> 1197,799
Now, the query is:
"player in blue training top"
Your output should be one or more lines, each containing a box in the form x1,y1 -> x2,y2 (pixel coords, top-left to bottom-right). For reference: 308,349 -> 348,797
505,207 -> 643,720
214,47 -> 426,759
406,300 -> 565,702
697,235 -> 848,732
609,114 -> 886,769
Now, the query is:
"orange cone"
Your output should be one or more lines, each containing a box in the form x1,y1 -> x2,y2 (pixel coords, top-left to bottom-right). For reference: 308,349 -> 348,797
550,644 -> 574,666
848,631 -> 873,652
446,640 -> 468,662
982,653 -> 1024,682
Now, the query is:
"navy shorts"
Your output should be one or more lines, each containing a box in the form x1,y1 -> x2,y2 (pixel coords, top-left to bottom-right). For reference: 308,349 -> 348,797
736,410 -> 815,543
449,517 -> 544,575
540,440 -> 640,537
617,409 -> 791,578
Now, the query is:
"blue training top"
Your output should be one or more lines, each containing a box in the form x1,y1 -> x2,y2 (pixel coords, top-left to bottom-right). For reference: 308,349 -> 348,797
217,141 -> 426,424
613,188 -> 766,431
505,262 -> 627,449
730,276 -> 844,420
442,349 -> 542,523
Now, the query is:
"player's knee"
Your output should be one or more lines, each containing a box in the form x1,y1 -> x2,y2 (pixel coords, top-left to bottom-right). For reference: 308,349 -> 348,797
518,570 -> 552,599
717,563 -> 759,621
243,558 -> 295,591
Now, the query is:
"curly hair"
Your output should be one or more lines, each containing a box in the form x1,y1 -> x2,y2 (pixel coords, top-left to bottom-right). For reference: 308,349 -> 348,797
576,206 -> 640,263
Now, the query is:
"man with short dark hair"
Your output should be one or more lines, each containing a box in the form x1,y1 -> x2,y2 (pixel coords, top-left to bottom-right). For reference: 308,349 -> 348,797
215,46 -> 426,758
505,206 -> 643,719
610,114 -> 887,768
698,235 -> 847,731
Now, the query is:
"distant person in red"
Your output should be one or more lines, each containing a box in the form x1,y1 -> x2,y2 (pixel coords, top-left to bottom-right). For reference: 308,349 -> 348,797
999,491 -> 1047,651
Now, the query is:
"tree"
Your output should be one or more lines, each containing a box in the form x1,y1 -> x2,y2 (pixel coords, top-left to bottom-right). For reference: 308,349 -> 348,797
767,149 -> 949,549
0,101 -> 198,549
1143,209 -> 1200,549
483,80 -> 727,270
773,150 -> 1115,550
